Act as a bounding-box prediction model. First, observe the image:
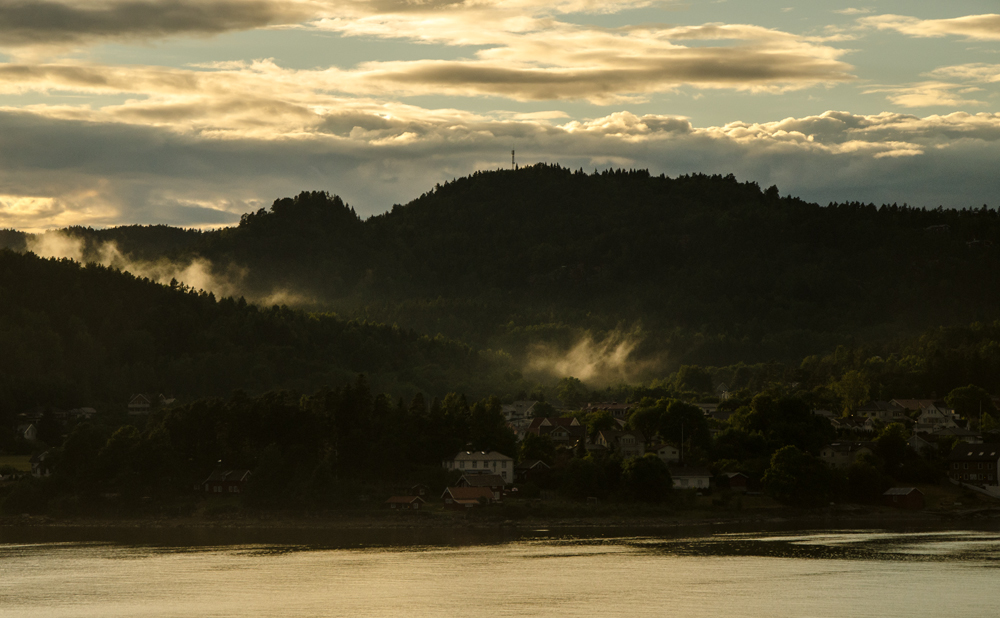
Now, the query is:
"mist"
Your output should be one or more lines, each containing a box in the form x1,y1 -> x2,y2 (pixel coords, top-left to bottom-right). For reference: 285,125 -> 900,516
525,327 -> 667,387
23,230 -> 303,305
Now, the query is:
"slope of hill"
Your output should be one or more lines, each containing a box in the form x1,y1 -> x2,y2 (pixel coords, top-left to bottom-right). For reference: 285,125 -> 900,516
6,164 -> 1000,371
0,250 -> 503,426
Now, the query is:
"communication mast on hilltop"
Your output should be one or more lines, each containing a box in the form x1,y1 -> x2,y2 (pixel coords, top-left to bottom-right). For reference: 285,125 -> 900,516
512,148 -> 516,170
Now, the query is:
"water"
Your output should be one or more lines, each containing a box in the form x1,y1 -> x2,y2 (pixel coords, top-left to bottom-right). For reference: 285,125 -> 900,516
1,527 -> 998,617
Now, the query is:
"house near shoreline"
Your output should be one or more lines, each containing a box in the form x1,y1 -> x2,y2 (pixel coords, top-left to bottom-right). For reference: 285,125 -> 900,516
201,469 -> 251,494
947,443 -> 1000,486
443,451 -> 514,483
385,495 -> 425,510
456,474 -> 506,501
670,467 -> 711,490
441,486 -> 495,510
883,487 -> 924,510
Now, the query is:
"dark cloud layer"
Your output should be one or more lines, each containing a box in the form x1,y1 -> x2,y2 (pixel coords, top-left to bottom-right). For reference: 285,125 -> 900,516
2,108 -> 1000,232
0,0 -> 299,46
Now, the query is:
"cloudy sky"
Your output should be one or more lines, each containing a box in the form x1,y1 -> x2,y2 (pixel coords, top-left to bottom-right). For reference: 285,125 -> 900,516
1,0 -> 999,231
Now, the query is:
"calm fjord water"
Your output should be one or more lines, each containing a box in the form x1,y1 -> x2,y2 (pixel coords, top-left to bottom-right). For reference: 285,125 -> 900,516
1,529 -> 997,617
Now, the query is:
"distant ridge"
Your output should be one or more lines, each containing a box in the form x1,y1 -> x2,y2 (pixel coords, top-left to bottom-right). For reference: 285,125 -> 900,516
4,164 -> 1000,366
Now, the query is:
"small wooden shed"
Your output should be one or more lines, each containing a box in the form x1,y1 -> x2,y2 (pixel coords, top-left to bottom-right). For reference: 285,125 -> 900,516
882,487 -> 924,510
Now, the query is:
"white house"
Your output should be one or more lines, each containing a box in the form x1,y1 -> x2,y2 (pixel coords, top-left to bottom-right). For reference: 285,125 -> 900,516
916,404 -> 959,429
443,451 -> 515,483
652,443 -> 680,464
128,394 -> 151,415
671,467 -> 711,489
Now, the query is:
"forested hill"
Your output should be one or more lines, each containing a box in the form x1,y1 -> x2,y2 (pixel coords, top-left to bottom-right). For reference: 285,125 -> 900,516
0,250 -> 503,417
5,164 -> 1000,366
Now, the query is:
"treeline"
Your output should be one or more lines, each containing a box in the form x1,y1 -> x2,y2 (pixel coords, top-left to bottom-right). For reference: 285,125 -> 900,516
2,378 -> 517,515
6,165 -> 1000,368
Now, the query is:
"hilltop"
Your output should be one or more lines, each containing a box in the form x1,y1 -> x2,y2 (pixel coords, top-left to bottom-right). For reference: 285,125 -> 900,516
4,164 -> 1000,371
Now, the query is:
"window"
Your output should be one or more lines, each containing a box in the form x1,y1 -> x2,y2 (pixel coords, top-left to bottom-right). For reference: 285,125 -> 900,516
460,461 -> 465,469
502,461 -> 507,468
472,461 -> 477,468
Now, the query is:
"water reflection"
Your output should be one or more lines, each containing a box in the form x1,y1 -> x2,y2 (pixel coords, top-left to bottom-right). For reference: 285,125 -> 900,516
2,527 -> 1000,618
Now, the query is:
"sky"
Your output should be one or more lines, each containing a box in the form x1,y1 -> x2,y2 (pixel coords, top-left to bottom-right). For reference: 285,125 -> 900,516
1,0 -> 1000,231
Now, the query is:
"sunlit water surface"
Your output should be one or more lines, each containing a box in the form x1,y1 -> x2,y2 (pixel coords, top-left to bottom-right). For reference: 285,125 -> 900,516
2,528 -> 998,617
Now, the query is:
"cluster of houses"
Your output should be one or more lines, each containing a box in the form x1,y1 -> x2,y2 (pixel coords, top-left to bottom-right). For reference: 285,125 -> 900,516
817,398 -> 980,442
384,470 -> 507,511
415,395 -> 994,511
502,400 -> 715,490
12,405 -> 97,445
814,397 -> 1000,507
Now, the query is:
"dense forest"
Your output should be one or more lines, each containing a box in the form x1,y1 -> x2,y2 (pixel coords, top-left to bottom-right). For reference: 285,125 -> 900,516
4,165 -> 1000,516
0,250 -> 508,430
5,164 -> 1000,372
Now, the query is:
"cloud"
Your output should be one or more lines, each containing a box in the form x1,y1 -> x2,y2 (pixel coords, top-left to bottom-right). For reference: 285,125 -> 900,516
833,8 -> 871,16
860,13 -> 1000,41
930,63 -> 1000,84
0,0 -> 310,48
863,81 -> 986,108
0,21 -> 856,107
2,105 -> 1000,232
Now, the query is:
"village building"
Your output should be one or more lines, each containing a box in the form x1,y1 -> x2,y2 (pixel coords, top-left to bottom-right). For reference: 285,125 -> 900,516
456,474 -> 506,501
694,403 -> 719,416
441,486 -> 495,510
201,469 -> 252,494
908,433 -> 935,455
931,427 -> 981,443
128,394 -> 151,415
856,401 -> 908,423
526,417 -> 586,445
829,418 -> 873,434
585,402 -> 633,419
947,443 -> 1000,486
649,443 -> 680,464
595,429 -> 646,458
819,442 -> 875,469
882,487 -> 924,510
501,400 -> 538,422
503,401 -> 539,439
442,451 -> 514,483
916,405 -> 960,429
514,460 -> 551,483
671,467 -> 712,489
29,450 -> 52,478
723,472 -> 750,493
385,496 -> 425,510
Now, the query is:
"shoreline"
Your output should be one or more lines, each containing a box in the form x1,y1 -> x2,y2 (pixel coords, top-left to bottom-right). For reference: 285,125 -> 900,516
4,504 -> 999,537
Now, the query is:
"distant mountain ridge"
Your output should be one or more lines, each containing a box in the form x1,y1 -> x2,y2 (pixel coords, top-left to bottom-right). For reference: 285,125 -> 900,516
4,164 -> 1000,367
